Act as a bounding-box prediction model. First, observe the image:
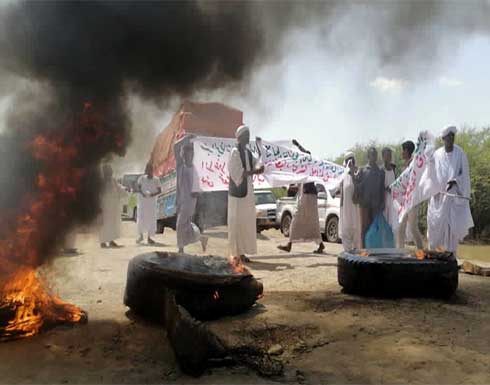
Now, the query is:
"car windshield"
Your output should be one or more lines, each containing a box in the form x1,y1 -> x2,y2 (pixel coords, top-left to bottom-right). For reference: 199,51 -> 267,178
255,192 -> 276,205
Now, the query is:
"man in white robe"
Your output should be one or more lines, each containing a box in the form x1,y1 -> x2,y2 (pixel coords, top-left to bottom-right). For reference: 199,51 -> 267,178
176,143 -> 208,253
427,126 -> 474,252
339,152 -> 362,251
381,147 -> 397,232
99,164 -> 127,248
136,163 -> 162,245
227,125 -> 264,263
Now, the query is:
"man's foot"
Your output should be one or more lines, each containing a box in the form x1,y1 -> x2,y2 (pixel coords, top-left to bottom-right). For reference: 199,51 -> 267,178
200,236 -> 209,253
147,237 -> 156,245
100,243 -> 108,248
109,241 -> 121,248
313,242 -> 325,254
240,255 -> 251,263
136,235 -> 143,244
277,244 -> 291,252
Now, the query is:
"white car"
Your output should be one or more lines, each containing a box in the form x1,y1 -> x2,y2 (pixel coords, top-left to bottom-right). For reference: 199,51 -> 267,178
276,184 -> 341,243
255,190 -> 280,233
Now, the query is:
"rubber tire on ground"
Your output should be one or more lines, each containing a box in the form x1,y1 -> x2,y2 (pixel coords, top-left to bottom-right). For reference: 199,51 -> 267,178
338,250 -> 458,299
281,213 -> 292,238
325,216 -> 339,243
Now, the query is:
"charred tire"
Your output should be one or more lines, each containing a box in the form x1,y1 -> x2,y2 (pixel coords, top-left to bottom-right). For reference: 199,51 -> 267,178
281,213 -> 292,238
338,250 -> 458,299
124,253 -> 263,322
325,216 -> 339,243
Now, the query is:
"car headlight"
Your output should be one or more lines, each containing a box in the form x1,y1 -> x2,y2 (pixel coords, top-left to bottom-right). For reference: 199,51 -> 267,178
256,209 -> 267,217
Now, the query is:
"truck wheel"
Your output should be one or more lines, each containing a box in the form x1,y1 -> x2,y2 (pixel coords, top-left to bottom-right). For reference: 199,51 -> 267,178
132,207 -> 137,222
325,216 -> 339,243
281,213 -> 292,238
157,220 -> 165,234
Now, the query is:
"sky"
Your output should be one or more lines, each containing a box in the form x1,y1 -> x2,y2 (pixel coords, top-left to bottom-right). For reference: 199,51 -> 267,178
1,2 -> 490,173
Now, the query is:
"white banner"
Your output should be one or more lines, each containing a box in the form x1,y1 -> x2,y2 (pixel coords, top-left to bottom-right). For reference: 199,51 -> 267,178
390,131 -> 438,223
193,136 -> 345,192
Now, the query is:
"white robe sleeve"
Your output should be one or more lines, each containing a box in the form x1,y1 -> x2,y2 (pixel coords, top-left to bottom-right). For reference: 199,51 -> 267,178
228,148 -> 244,186
455,148 -> 471,198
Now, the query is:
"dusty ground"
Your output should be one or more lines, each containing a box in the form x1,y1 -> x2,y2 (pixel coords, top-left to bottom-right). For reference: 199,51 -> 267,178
1,221 -> 490,384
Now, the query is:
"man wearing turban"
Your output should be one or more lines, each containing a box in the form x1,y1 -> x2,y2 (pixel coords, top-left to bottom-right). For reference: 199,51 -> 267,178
427,126 -> 473,252
227,125 -> 264,263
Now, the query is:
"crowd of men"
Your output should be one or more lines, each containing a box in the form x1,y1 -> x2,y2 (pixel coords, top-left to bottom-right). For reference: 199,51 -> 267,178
90,124 -> 473,264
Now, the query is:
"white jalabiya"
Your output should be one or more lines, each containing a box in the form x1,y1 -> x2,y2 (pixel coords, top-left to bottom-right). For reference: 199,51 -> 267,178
176,165 -> 201,249
99,179 -> 126,243
427,144 -> 473,252
136,175 -> 161,236
339,171 -> 362,251
227,146 -> 258,256
289,186 -> 322,244
382,167 -> 397,232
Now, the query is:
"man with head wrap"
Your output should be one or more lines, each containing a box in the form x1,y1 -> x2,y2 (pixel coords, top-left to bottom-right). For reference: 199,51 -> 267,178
427,126 -> 473,252
228,125 -> 264,263
338,151 -> 362,251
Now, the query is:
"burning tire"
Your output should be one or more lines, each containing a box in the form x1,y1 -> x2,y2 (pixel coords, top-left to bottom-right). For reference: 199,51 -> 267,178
124,252 -> 263,322
338,249 -> 458,299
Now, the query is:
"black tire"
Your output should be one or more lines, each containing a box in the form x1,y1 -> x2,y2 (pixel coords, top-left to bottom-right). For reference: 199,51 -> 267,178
157,220 -> 165,234
338,249 -> 458,299
132,207 -> 137,222
325,216 -> 339,243
281,213 -> 292,238
124,252 -> 263,322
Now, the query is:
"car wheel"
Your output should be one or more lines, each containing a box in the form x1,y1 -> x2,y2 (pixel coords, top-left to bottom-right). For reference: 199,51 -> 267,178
325,216 -> 339,243
281,213 -> 292,238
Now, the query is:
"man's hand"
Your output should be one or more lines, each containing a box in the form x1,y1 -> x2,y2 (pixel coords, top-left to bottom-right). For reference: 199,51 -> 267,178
255,165 -> 265,174
446,180 -> 457,191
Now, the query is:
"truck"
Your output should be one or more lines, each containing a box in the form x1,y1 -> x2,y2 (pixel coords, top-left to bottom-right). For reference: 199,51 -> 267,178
276,183 -> 341,243
255,189 -> 280,233
149,101 -> 243,233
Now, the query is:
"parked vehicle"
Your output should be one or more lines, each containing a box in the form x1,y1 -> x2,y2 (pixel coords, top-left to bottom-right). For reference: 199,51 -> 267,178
276,183 -> 341,243
255,190 -> 279,233
120,173 -> 142,221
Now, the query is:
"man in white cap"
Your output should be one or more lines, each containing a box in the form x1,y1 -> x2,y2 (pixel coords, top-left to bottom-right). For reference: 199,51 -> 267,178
427,126 -> 473,252
339,151 -> 362,251
228,125 -> 264,263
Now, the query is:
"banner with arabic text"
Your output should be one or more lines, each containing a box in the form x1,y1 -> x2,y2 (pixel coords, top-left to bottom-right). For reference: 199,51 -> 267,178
390,131 -> 438,223
193,136 -> 345,192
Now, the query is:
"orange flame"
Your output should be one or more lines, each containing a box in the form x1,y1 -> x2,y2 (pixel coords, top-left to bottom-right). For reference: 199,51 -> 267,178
415,249 -> 426,260
212,290 -> 220,301
228,256 -> 249,274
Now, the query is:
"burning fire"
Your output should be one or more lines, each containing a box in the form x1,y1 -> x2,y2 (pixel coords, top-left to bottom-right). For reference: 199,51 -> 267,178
229,256 -> 249,274
0,268 -> 86,342
0,103 -> 118,341
212,290 -> 220,301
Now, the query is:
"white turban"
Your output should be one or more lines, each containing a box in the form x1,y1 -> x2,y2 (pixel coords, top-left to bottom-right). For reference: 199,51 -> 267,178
235,125 -> 250,139
441,125 -> 458,138
344,151 -> 355,161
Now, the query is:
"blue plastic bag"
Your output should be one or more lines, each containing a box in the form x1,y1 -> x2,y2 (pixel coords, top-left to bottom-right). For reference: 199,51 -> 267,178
364,213 -> 395,249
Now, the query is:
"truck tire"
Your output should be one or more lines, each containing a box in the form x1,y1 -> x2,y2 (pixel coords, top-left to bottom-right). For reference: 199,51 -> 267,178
338,250 -> 458,299
157,220 -> 165,234
280,213 -> 292,238
325,216 -> 339,243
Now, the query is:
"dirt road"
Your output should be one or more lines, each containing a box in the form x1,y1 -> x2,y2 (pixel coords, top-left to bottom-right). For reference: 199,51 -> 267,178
1,221 -> 490,384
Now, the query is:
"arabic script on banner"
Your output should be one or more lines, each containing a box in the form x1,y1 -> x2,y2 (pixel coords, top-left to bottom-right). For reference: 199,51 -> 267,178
193,137 -> 345,192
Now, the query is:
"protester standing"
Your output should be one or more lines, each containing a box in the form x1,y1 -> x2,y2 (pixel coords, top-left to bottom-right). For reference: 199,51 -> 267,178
396,140 -> 424,249
381,147 -> 397,231
176,143 -> 208,253
277,139 -> 325,254
99,164 -> 127,248
338,152 -> 362,251
427,126 -> 473,252
136,162 -> 162,245
227,125 -> 264,263
351,147 -> 385,247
